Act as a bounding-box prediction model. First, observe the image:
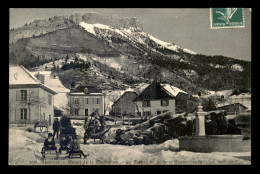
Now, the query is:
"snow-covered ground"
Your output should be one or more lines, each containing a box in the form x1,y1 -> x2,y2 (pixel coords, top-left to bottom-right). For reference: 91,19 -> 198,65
9,126 -> 251,165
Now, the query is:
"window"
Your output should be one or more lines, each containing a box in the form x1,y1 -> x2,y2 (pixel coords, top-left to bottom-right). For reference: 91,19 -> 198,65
74,98 -> 79,105
20,108 -> 27,120
137,112 -> 141,116
94,98 -> 99,105
157,110 -> 162,115
48,94 -> 52,105
143,111 -> 151,116
161,99 -> 169,107
74,109 -> 79,116
84,98 -> 89,104
142,100 -> 151,107
21,90 -> 27,101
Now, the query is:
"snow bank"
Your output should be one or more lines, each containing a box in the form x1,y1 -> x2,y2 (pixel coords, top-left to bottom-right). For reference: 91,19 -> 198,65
9,127 -> 251,165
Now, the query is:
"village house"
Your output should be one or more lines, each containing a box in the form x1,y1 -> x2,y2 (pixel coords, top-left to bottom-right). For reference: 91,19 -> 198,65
68,85 -> 105,116
112,88 -> 138,117
216,102 -> 248,115
9,65 -> 57,125
133,81 -> 192,117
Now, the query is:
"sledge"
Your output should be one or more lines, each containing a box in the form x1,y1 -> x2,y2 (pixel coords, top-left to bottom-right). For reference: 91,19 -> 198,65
42,150 -> 59,160
68,153 -> 82,159
58,150 -> 70,159
88,127 -> 112,143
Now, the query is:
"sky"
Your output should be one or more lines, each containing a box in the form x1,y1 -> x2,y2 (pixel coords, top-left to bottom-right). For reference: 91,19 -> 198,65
9,8 -> 251,61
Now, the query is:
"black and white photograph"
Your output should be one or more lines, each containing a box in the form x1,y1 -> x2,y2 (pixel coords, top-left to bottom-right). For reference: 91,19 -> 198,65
9,8 -> 251,165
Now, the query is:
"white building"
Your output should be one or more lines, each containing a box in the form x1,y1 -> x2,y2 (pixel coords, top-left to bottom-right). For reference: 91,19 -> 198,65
68,85 -> 105,116
9,65 -> 57,125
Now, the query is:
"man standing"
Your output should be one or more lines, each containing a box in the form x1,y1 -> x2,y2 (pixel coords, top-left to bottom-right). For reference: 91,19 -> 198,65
53,118 -> 60,139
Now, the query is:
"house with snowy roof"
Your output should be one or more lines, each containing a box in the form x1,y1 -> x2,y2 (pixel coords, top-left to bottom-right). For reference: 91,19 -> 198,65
133,81 -> 192,117
216,102 -> 248,115
111,88 -> 138,117
68,84 -> 105,116
9,65 -> 57,125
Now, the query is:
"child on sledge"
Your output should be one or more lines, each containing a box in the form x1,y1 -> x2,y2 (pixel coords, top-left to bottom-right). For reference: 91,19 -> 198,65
68,135 -> 88,158
41,133 -> 58,158
58,136 -> 69,154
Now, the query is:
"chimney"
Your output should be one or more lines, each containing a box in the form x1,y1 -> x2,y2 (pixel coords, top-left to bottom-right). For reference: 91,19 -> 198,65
35,73 -> 45,84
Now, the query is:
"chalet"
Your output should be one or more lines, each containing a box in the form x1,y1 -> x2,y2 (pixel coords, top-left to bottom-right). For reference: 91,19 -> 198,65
112,88 -> 138,116
216,102 -> 248,115
9,65 -> 57,125
133,81 -> 191,117
68,85 -> 105,116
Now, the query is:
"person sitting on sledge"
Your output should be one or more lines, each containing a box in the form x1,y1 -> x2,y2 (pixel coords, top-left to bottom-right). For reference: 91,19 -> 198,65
58,136 -> 69,154
41,133 -> 57,158
68,135 -> 88,158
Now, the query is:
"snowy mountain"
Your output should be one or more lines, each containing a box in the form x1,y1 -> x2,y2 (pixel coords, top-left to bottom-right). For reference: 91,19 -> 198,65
9,12 -> 251,93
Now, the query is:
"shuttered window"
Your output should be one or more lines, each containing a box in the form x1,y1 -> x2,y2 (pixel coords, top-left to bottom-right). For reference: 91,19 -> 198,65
74,98 -> 79,104
20,108 -> 27,120
75,109 -> 79,116
94,98 -> 99,105
20,90 -> 27,101
84,98 -> 88,104
143,111 -> 151,116
48,95 -> 52,105
142,100 -> 151,107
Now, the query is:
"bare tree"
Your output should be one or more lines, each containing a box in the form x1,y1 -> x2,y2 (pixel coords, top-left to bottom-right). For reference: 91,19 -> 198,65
27,89 -> 48,126
62,94 -> 85,116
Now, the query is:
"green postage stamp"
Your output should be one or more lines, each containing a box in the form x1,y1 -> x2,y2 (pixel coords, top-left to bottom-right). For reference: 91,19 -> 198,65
210,8 -> 245,29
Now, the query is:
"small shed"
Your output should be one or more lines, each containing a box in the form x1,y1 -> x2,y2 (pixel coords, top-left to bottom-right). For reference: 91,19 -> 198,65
54,106 -> 64,117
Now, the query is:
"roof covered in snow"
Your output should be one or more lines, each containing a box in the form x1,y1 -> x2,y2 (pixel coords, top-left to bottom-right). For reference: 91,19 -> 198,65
10,65 -> 40,85
125,88 -> 134,92
217,102 -> 248,109
160,83 -> 187,97
112,90 -> 138,106
133,81 -> 188,102
9,65 -> 57,94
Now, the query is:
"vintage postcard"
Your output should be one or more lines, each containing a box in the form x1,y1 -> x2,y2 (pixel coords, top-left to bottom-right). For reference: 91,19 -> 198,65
9,8 -> 251,165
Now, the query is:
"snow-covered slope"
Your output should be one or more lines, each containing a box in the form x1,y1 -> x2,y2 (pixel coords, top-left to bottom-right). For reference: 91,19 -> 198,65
79,21 -> 196,55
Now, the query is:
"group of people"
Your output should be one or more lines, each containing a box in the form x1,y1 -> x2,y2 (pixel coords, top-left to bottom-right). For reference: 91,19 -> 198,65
41,133 -> 88,158
41,118 -> 88,159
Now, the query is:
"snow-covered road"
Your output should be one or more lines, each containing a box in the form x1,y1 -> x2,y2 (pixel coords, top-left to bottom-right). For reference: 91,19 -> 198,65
9,127 -> 251,165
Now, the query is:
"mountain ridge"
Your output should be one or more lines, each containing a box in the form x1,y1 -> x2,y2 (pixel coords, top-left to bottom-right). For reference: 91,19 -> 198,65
9,12 -> 251,94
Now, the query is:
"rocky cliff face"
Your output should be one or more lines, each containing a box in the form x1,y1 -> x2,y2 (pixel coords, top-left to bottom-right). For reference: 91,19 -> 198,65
9,12 -> 143,44
82,12 -> 143,29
